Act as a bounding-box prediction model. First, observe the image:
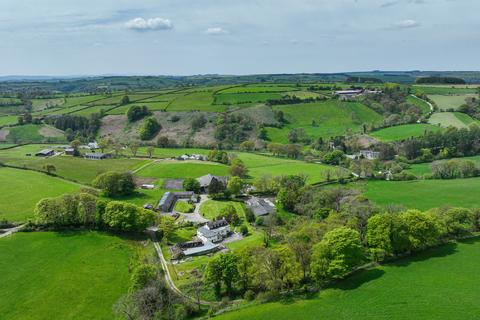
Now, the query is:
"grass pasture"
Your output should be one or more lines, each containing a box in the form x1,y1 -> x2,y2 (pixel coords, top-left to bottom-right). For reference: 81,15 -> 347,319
370,124 -> 443,142
428,112 -> 479,128
167,91 -> 219,112
4,124 -> 65,143
0,167 -> 80,222
429,94 -> 475,110
363,178 -> 480,210
0,115 -> 19,127
135,160 -> 229,180
413,85 -> 478,95
0,231 -> 147,320
218,237 -> 480,320
266,100 -> 383,143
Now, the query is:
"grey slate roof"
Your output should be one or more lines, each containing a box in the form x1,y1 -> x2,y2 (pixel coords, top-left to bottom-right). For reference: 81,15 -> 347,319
246,197 -> 276,217
207,218 -> 229,230
183,241 -> 218,256
196,174 -> 227,188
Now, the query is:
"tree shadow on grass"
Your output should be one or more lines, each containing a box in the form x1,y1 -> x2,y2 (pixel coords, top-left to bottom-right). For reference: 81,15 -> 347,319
331,268 -> 385,291
390,242 -> 458,268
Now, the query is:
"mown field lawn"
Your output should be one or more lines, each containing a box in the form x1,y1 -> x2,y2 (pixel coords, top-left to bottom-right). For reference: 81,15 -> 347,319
370,124 -> 443,142
0,167 -> 80,222
0,231 -> 147,320
363,178 -> 480,210
217,237 -> 480,320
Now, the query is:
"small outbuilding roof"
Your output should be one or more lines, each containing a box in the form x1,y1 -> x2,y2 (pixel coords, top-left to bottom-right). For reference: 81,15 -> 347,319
246,197 -> 276,217
197,174 -> 227,188
183,241 -> 219,256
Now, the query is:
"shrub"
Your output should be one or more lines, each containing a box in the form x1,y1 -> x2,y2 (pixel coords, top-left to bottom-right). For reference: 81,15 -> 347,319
139,117 -> 161,140
240,224 -> 249,236
244,289 -> 255,301
126,105 -> 150,122
255,216 -> 264,226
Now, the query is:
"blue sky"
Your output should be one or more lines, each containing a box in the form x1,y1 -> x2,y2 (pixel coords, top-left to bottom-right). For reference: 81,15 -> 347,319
0,0 -> 478,76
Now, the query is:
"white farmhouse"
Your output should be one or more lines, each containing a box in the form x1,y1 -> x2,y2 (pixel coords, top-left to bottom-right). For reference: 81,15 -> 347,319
197,219 -> 231,243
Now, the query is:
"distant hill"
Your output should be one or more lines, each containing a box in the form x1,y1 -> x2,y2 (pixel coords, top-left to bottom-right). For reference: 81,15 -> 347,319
1,71 -> 480,93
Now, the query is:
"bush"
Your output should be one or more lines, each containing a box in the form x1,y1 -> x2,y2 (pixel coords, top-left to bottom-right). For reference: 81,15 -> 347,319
240,224 -> 249,236
126,105 -> 150,122
183,178 -> 201,193
130,264 -> 157,292
255,216 -> 264,226
139,117 -> 161,140
244,289 -> 255,301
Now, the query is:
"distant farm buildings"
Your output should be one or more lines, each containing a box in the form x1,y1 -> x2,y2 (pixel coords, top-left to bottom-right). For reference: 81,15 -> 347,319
84,153 -> 110,160
35,149 -> 54,157
334,89 -> 382,100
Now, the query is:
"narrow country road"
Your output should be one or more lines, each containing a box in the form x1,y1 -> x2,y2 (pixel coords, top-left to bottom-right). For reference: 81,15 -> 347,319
150,234 -> 215,306
411,94 -> 434,112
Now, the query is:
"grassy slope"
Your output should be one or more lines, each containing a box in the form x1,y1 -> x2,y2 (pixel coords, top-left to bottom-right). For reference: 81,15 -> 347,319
0,167 -> 80,222
266,100 -> 383,143
218,238 -> 480,320
363,178 -> 480,210
5,124 -> 65,143
370,124 -> 443,142
428,112 -> 479,128
429,94 -> 475,110
407,95 -> 431,113
0,231 -> 144,320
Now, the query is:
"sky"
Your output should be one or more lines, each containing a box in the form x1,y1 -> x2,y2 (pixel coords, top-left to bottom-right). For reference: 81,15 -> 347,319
0,0 -> 479,76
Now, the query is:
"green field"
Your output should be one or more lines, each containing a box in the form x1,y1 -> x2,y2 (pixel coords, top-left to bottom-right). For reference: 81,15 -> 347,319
167,91 -> 221,112
428,112 -> 479,128
0,145 -> 148,184
4,124 -> 66,143
135,160 -> 229,179
266,100 -> 383,143
370,124 -> 443,142
218,237 -> 480,320
199,200 -> 246,220
413,85 -> 478,95
0,231 -> 146,320
0,167 -> 80,222
214,92 -> 283,105
429,94 -> 475,110
363,178 -> 480,210
0,115 -> 19,127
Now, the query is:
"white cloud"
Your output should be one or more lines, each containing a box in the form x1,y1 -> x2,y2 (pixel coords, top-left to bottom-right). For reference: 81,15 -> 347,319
205,27 -> 228,35
125,17 -> 173,31
394,19 -> 420,29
